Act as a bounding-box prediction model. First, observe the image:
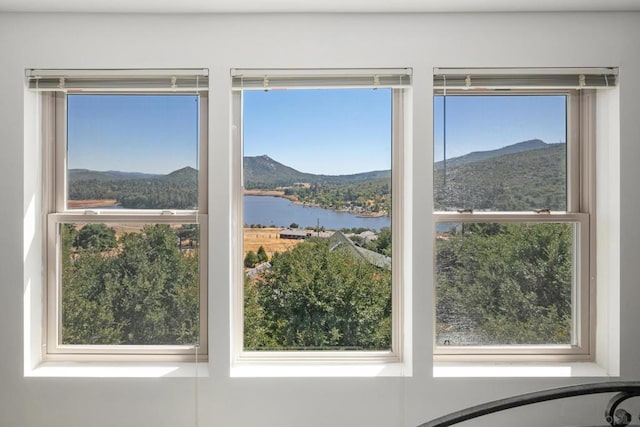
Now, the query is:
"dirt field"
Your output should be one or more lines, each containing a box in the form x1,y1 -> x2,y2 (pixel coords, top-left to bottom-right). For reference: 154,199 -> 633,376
66,199 -> 304,258
68,199 -> 119,209
243,227 -> 303,258
104,225 -> 303,258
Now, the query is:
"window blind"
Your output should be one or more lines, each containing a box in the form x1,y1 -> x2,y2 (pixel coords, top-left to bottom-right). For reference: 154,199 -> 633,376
231,68 -> 412,90
433,67 -> 618,90
26,69 -> 209,92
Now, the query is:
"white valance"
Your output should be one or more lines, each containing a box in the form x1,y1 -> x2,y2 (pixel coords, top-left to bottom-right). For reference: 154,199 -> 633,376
26,69 -> 208,92
231,68 -> 412,90
434,67 -> 617,90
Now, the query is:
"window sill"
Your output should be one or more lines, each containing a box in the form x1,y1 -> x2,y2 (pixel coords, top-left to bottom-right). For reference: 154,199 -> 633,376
433,362 -> 610,378
25,361 -> 209,378
231,362 -> 409,378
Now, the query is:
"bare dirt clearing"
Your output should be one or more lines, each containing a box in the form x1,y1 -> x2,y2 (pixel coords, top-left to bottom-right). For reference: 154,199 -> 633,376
68,199 -> 118,209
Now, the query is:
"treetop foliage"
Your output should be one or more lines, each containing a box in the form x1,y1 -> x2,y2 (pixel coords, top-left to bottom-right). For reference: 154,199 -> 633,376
61,223 -> 200,345
436,222 -> 573,345
244,239 -> 392,350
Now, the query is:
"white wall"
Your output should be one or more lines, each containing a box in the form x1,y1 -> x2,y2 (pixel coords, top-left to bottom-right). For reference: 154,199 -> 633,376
1,11 -> 639,427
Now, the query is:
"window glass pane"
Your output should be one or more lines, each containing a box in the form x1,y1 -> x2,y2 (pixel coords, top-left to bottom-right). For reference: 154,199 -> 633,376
435,222 -> 575,346
242,89 -> 393,351
66,94 -> 199,210
433,95 -> 567,212
60,222 -> 200,345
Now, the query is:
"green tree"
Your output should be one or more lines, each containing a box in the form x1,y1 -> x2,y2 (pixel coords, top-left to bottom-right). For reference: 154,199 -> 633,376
75,223 -> 117,251
256,246 -> 268,263
435,222 -> 572,345
244,251 -> 259,268
366,227 -> 392,256
244,239 -> 391,350
61,224 -> 200,346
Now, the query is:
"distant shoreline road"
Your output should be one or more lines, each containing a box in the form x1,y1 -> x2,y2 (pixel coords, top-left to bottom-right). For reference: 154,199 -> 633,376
244,189 -> 296,201
243,189 -> 389,217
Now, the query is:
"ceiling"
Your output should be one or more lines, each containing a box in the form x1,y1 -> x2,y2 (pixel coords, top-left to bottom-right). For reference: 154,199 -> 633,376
0,0 -> 639,13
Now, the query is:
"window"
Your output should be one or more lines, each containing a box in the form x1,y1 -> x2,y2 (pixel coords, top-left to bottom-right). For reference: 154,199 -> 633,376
28,69 -> 208,361
432,68 -> 617,360
231,69 -> 410,362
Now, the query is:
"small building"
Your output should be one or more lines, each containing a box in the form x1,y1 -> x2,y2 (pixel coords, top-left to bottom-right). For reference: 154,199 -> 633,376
279,228 -> 310,240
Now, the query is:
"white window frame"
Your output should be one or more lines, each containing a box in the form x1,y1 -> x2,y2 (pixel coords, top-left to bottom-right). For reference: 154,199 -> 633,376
432,84 -> 599,362
231,69 -> 411,365
33,70 -> 209,362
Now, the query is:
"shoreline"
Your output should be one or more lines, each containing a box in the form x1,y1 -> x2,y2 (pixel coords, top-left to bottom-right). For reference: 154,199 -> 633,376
244,190 -> 389,218
71,194 -> 390,218
67,199 -> 119,209
244,189 -> 297,202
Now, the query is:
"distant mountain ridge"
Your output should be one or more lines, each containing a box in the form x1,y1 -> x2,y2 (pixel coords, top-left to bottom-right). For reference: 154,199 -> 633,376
68,169 -> 160,182
68,166 -> 198,209
69,139 -> 556,189
68,166 -> 198,183
245,139 -> 562,189
434,140 -> 566,211
67,138 -> 564,212
243,155 -> 390,189
434,139 -> 561,169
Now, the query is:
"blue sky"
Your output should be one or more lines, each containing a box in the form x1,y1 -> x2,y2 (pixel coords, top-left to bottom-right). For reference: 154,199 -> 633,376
243,89 -> 392,175
67,94 -> 199,174
66,91 -> 566,176
434,95 -> 566,161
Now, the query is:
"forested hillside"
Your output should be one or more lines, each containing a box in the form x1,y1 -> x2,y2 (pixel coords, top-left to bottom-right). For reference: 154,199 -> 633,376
434,142 -> 566,211
434,138 -> 550,169
68,140 -> 564,213
68,166 -> 198,209
243,154 -> 390,189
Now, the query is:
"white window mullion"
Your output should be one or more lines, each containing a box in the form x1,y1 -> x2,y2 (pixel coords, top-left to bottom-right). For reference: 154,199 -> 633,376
54,92 -> 66,213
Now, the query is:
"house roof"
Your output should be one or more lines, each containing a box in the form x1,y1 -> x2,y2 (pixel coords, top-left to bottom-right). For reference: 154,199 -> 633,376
329,231 -> 391,270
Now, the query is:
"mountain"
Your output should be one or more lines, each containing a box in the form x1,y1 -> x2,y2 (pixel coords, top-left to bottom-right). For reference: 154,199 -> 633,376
245,140 -> 556,189
435,139 -> 556,169
243,155 -> 390,189
103,170 -> 160,180
244,155 -> 315,188
68,167 -> 197,183
68,166 -> 198,209
162,166 -> 198,184
67,137 -> 564,212
434,141 -> 566,211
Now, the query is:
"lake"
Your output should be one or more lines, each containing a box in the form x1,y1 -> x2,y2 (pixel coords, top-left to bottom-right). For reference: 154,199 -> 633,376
244,195 -> 391,231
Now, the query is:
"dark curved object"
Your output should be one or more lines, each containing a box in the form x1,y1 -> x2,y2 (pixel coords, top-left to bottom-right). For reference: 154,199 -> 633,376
605,391 -> 640,426
419,382 -> 640,427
